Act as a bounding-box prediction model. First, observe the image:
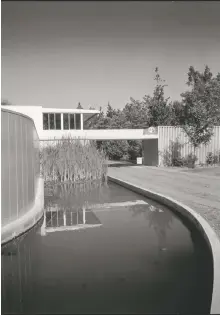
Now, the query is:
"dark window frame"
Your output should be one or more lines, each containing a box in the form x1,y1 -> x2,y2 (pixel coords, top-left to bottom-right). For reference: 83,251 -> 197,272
43,113 -> 49,130
62,113 -> 81,130
63,113 -> 69,130
75,113 -> 81,130
43,113 -> 61,130
55,113 -> 61,130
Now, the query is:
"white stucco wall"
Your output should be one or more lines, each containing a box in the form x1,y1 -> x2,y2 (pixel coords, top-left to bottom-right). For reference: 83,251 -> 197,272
2,106 -> 43,136
2,106 -> 100,139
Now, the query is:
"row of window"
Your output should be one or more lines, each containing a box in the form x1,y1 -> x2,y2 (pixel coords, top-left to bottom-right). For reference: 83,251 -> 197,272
43,113 -> 81,130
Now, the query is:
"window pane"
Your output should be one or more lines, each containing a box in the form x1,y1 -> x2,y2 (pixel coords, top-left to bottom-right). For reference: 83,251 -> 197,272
55,114 -> 61,130
70,114 -> 75,130
75,114 -> 81,130
43,113 -> 49,130
49,113 -> 55,130
63,114 -> 69,130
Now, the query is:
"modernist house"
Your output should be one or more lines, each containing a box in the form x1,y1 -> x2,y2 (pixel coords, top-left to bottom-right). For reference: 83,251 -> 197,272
2,104 -> 160,165
2,105 -> 100,141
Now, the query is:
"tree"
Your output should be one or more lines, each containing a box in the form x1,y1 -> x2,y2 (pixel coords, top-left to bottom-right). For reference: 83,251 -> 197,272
98,140 -> 129,160
127,140 -> 142,160
77,102 -> 83,109
181,65 -> 220,155
169,100 -> 185,126
88,107 -> 108,130
143,67 -> 173,126
106,102 -> 116,118
122,98 -> 148,129
1,99 -> 12,105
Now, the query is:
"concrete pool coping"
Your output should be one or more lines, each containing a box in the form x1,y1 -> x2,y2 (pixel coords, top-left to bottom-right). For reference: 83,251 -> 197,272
1,177 -> 44,245
108,175 -> 220,315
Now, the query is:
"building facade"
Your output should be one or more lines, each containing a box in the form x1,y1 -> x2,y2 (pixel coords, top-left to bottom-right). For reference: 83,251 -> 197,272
2,105 -> 100,141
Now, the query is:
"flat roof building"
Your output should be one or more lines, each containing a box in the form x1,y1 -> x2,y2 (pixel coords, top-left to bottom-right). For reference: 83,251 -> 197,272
2,105 -> 100,140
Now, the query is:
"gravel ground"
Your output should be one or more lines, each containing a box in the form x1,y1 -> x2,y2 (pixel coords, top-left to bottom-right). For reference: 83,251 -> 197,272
108,166 -> 220,239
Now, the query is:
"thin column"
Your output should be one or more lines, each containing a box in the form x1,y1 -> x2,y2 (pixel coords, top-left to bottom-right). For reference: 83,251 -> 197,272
83,206 -> 86,224
63,211 -> 66,226
80,113 -> 83,130
61,113 -> 64,130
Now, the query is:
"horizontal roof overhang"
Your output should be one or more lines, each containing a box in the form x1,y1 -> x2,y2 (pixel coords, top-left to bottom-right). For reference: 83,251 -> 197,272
42,107 -> 100,114
39,128 -> 159,141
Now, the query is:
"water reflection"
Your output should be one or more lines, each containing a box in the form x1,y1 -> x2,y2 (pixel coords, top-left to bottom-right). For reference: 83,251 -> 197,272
42,181 -> 106,235
1,182 -> 213,314
130,203 -> 173,260
2,219 -> 43,314
45,180 -> 109,209
41,207 -> 102,235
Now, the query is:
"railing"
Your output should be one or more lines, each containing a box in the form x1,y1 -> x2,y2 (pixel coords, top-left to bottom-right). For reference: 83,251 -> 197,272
1,109 -> 40,226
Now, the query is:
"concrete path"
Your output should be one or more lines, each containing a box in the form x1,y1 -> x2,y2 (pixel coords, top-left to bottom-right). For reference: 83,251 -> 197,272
108,166 -> 220,240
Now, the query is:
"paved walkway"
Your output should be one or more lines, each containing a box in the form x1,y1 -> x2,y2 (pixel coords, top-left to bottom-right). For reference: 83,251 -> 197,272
108,166 -> 220,240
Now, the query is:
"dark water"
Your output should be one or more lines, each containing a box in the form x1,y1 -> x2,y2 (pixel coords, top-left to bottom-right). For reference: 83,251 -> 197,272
2,181 -> 213,314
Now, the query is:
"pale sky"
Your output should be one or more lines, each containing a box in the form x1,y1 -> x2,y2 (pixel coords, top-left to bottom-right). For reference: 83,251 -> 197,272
2,1 -> 220,110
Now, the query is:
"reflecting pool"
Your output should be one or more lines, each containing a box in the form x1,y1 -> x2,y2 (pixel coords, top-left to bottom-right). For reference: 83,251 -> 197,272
1,181 -> 213,314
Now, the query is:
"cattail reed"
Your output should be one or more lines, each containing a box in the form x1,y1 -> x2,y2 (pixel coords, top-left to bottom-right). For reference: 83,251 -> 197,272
40,136 -> 108,184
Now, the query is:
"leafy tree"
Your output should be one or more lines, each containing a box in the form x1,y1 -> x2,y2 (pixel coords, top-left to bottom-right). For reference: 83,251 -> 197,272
84,107 -> 105,130
106,102 -> 117,119
77,102 -> 83,109
127,140 -> 142,160
122,98 -> 148,129
84,65 -> 220,162
169,100 -> 185,126
143,68 -> 173,126
181,65 -> 220,154
98,140 -> 129,160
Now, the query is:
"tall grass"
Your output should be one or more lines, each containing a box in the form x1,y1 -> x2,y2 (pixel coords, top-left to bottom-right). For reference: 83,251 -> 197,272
45,179 -> 108,211
40,137 -> 108,183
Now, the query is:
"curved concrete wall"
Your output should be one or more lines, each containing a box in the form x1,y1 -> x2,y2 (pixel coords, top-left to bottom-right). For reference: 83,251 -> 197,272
1,109 -> 44,244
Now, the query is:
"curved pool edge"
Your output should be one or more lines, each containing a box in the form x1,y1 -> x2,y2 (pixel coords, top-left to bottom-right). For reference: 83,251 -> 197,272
108,175 -> 220,314
1,177 -> 44,246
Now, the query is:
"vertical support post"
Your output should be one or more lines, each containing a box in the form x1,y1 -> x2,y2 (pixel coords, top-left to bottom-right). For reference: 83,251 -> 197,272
63,211 -> 66,226
61,113 -> 63,130
83,206 -> 86,224
80,113 -> 83,130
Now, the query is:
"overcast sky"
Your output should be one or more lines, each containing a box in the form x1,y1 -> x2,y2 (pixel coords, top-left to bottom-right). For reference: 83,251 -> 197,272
2,1 -> 220,110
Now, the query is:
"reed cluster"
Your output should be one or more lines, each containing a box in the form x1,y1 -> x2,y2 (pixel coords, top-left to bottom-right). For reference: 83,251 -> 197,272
40,137 -> 108,183
45,179 -> 108,211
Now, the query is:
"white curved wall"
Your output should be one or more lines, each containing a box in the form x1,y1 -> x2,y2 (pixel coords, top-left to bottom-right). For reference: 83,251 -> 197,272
1,108 -> 42,230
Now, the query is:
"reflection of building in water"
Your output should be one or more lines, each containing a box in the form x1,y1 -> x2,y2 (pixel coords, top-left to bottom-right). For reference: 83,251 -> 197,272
41,206 -> 102,235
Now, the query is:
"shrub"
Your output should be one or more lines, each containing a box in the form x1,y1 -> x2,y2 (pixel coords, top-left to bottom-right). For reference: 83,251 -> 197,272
40,137 -> 107,183
183,153 -> 198,168
97,140 -> 129,160
162,139 -> 184,167
206,152 -> 220,165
